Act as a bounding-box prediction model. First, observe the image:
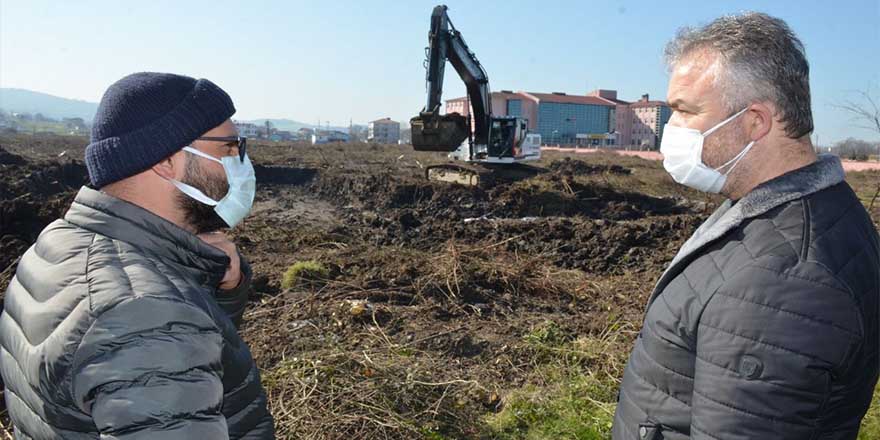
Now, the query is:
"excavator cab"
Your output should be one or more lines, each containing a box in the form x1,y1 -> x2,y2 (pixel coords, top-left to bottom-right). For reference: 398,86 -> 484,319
487,117 -> 519,158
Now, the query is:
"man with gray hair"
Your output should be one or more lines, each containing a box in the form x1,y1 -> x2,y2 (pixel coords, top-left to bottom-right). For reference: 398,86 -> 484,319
613,12 -> 878,440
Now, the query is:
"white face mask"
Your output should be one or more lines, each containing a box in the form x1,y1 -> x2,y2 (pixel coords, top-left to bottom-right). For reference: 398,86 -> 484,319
168,146 -> 256,228
660,107 -> 755,194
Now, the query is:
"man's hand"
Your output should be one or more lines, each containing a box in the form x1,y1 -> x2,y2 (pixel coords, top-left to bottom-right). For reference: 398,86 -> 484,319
198,232 -> 242,290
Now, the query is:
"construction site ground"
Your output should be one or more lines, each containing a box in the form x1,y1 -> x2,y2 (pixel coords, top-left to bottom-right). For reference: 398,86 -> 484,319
2,134 -> 879,439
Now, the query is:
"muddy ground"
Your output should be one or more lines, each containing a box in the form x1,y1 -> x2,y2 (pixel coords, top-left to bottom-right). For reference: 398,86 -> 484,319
2,135 -> 878,439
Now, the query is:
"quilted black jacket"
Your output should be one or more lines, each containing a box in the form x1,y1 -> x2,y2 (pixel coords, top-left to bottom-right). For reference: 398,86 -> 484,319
613,155 -> 880,439
0,186 -> 274,439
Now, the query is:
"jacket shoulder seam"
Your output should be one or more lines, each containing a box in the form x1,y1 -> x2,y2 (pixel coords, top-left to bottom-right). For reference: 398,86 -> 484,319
698,320 -> 829,364
71,231 -> 99,413
85,233 -> 99,312
741,263 -> 850,295
712,290 -> 861,338
800,198 -> 811,261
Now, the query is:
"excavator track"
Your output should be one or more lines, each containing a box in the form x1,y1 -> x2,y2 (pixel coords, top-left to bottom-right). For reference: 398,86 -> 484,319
425,162 -> 545,188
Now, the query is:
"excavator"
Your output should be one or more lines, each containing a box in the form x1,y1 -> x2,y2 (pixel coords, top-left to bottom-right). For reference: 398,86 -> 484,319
410,5 -> 542,186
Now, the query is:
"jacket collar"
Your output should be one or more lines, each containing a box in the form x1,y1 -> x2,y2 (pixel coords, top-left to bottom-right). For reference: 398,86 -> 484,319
64,186 -> 229,282
648,154 -> 846,305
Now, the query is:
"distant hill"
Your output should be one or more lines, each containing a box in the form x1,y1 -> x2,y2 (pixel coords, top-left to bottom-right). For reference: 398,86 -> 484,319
0,88 -> 99,122
241,118 -> 358,133
0,88 -> 371,133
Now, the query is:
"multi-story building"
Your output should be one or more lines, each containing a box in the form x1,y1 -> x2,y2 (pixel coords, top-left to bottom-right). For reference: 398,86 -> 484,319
445,89 -> 670,148
446,90 -> 539,131
588,89 -> 633,147
629,94 -> 672,149
368,118 -> 401,144
233,121 -> 259,138
446,90 -> 615,146
524,92 -> 615,146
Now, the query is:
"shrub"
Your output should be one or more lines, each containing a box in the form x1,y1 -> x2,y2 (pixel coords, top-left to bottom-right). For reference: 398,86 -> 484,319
281,260 -> 330,289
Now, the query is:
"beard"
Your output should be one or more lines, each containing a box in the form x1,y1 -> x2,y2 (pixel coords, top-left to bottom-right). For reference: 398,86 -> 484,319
703,117 -> 750,171
177,157 -> 230,234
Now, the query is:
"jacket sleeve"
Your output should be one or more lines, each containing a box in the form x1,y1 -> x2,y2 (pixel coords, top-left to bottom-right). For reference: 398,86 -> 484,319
690,263 -> 863,440
70,295 -> 229,440
214,254 -> 253,328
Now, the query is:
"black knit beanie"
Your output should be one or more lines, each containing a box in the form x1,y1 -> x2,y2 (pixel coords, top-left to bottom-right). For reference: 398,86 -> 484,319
85,72 -> 236,188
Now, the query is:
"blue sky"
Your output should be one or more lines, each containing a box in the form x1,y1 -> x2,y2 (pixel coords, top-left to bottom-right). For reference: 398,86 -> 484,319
2,0 -> 878,143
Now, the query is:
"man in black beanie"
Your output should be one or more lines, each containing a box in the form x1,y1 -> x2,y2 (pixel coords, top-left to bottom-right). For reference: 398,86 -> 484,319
0,72 -> 275,439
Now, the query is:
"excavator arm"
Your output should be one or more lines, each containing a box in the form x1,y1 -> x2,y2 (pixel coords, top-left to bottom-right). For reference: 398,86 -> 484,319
411,5 -> 491,152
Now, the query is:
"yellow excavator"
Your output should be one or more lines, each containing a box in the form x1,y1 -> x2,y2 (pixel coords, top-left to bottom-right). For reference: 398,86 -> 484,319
410,5 -> 542,186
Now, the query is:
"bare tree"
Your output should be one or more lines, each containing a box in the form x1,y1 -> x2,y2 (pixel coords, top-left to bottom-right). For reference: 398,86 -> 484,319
835,86 -> 880,210
834,86 -> 880,135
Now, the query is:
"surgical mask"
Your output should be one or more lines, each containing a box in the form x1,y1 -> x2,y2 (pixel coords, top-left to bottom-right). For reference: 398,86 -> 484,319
168,146 -> 256,228
660,107 -> 755,193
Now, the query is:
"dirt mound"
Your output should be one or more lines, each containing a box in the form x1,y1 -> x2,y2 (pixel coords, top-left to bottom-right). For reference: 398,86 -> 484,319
488,174 -> 682,219
0,146 -> 25,166
548,157 -> 631,176
448,215 -> 699,273
314,172 -> 682,221
0,157 -> 88,291
0,147 -> 90,434
0,161 -> 89,199
254,164 -> 318,186
308,159 -> 694,276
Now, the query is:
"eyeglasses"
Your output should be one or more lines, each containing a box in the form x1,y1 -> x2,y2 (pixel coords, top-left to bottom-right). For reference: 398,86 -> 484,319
196,136 -> 248,163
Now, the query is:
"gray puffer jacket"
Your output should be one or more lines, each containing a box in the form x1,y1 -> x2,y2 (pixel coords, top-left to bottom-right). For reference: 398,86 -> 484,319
613,155 -> 880,439
0,187 -> 274,439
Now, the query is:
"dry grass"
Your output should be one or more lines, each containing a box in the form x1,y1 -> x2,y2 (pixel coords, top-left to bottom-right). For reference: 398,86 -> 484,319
3,134 -> 880,439
243,239 -> 616,439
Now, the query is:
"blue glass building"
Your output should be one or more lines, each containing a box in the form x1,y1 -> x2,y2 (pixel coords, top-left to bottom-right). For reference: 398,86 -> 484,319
528,93 -> 615,145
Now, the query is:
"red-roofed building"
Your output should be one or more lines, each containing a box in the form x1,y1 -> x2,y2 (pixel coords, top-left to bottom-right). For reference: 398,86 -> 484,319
446,90 -> 616,146
629,94 -> 672,149
446,90 -> 539,132
445,89 -> 670,148
588,89 -> 633,147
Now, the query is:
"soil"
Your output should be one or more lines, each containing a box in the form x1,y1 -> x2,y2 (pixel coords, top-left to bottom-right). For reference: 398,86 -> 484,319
0,146 -> 89,286
0,138 -> 711,439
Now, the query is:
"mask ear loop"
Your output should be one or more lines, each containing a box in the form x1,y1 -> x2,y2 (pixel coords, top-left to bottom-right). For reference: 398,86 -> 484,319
162,146 -> 225,206
702,107 -> 753,175
702,107 -> 750,137
182,146 -> 223,164
714,141 -> 756,174
168,179 -> 220,206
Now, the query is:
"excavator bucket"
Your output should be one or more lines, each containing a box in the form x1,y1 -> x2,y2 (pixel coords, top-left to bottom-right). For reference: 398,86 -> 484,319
410,112 -> 469,152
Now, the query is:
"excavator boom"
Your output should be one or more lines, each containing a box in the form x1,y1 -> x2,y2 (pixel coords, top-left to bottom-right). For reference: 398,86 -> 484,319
411,5 -> 490,153
411,5 -> 543,186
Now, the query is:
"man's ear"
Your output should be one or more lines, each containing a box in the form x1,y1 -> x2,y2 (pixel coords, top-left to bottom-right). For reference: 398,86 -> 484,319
747,102 -> 774,142
151,151 -> 183,180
